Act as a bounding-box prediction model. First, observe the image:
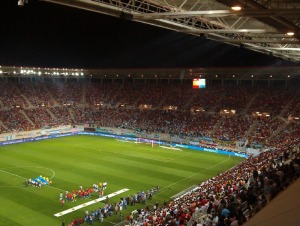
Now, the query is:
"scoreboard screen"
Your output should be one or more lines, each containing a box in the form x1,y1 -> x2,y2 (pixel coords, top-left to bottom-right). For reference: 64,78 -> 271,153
193,78 -> 206,89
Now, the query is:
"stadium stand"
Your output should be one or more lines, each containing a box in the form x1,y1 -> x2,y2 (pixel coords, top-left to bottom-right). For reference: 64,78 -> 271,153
0,81 -> 298,147
0,80 -> 299,225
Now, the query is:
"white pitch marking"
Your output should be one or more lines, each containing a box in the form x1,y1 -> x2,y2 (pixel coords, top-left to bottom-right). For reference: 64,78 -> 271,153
54,188 -> 129,217
160,158 -> 229,192
160,146 -> 182,151
0,166 -> 56,179
163,152 -> 191,163
0,169 -> 28,180
0,168 -> 63,191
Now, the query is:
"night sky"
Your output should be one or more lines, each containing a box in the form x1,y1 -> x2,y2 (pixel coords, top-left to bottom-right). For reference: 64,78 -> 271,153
0,0 -> 298,68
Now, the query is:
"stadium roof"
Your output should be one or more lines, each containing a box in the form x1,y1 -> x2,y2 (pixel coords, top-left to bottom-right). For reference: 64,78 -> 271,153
41,0 -> 300,63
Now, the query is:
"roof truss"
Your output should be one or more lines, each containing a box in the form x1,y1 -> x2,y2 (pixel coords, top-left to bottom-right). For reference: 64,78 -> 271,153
41,0 -> 300,62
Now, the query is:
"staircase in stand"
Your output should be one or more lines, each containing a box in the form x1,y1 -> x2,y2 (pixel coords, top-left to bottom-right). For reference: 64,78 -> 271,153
241,91 -> 259,115
157,93 -> 169,109
209,95 -> 226,113
46,109 -> 58,122
244,120 -> 259,138
45,86 -> 59,106
82,84 -> 87,104
19,110 -> 35,126
133,93 -> 144,107
267,119 -> 289,142
211,116 -> 225,136
0,120 -> 8,131
183,93 -> 197,110
21,94 -> 33,108
278,89 -> 300,117
13,84 -> 32,108
111,87 -> 121,107
68,108 -> 75,123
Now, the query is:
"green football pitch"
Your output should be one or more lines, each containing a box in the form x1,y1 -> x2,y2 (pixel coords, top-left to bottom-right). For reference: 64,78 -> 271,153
0,135 -> 244,225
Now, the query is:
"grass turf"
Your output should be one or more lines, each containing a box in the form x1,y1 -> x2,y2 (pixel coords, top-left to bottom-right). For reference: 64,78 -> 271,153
0,135 -> 244,225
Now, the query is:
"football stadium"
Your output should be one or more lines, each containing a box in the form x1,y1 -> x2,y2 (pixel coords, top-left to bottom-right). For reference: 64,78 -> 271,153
0,68 -> 299,226
1,0 -> 300,226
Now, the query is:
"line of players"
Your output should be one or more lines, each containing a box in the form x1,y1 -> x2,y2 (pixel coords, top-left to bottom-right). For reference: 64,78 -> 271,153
59,182 -> 107,204
25,176 -> 52,188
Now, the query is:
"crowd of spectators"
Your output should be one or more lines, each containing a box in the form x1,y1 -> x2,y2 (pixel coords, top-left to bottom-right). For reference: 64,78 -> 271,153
162,84 -> 196,110
16,82 -> 54,107
215,85 -> 256,113
86,83 -> 120,106
247,87 -> 296,117
137,84 -> 168,108
0,81 -> 299,150
249,118 -> 285,146
46,82 -> 84,106
181,113 -> 220,138
0,82 -> 27,108
190,86 -> 226,112
268,121 -> 300,150
282,89 -> 300,118
0,109 -> 34,133
113,84 -> 146,107
24,108 -> 59,129
213,115 -> 254,141
51,107 -> 74,126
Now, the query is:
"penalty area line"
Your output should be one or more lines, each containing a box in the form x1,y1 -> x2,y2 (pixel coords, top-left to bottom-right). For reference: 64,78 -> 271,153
54,188 -> 129,217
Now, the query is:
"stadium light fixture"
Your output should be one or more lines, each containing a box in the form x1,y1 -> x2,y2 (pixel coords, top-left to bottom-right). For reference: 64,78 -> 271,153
286,32 -> 294,36
18,0 -> 24,7
231,6 -> 242,11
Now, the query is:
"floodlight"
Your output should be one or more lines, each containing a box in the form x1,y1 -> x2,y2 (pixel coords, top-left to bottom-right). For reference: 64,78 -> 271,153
286,32 -> 294,36
18,0 -> 24,6
231,6 -> 242,11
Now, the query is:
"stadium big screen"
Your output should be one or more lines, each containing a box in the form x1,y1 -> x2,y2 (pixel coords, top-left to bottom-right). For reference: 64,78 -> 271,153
193,78 -> 206,89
